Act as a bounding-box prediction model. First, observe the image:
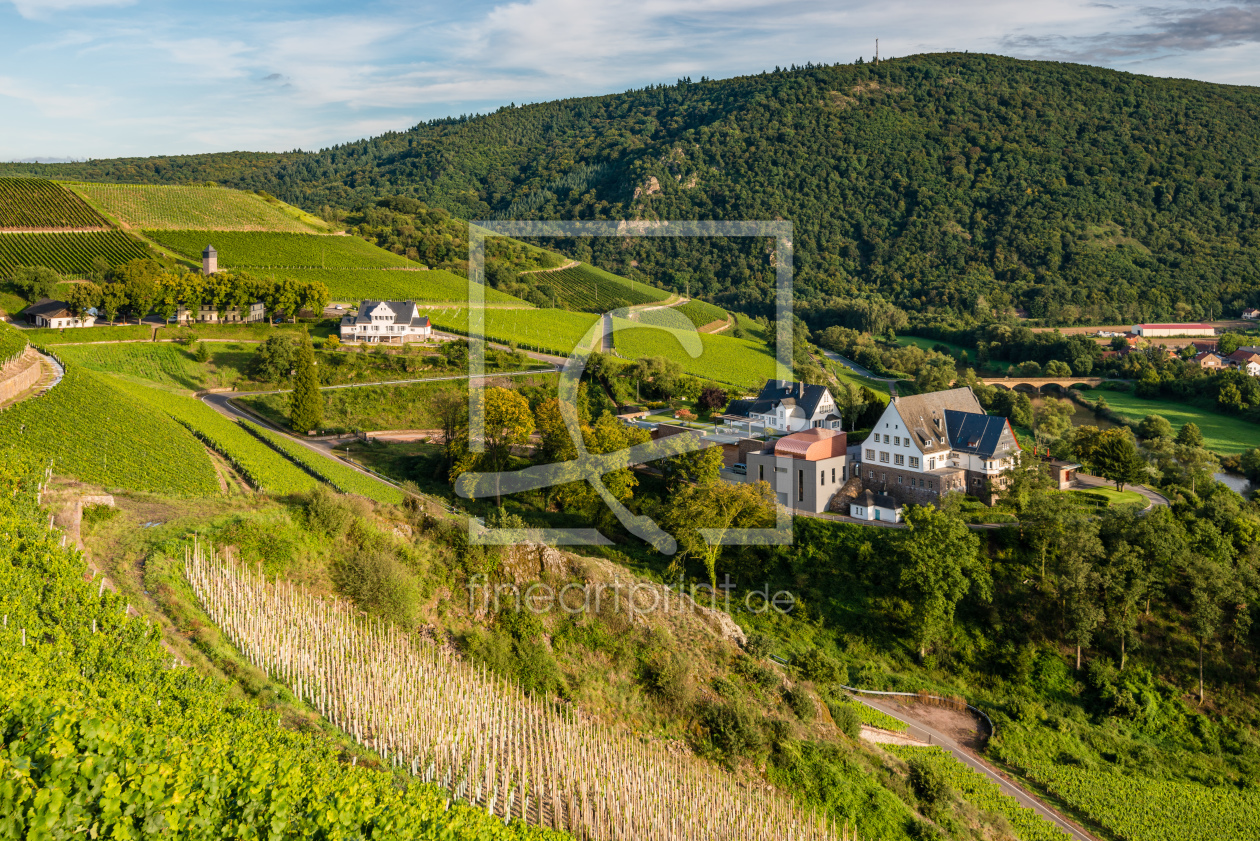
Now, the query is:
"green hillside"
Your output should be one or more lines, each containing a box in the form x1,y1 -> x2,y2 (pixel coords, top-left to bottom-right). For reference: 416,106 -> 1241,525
520,262 -> 669,312
145,229 -> 417,268
0,178 -> 107,229
75,182 -> 331,232
0,229 -> 151,275
260,267 -> 527,304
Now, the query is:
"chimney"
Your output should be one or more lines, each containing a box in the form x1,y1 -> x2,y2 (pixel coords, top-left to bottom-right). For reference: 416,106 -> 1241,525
202,245 -> 218,276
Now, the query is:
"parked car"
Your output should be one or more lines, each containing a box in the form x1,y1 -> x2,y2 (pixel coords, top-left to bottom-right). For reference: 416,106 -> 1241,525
732,463 -> 747,475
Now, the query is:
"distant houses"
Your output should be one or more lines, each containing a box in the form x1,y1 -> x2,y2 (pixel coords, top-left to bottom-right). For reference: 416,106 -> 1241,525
723,380 -> 843,433
1243,308 -> 1259,320
174,301 -> 266,325
340,300 -> 433,344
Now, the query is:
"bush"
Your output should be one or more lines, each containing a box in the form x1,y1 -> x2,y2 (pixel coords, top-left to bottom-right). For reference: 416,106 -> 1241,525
330,543 -> 421,627
744,632 -> 773,658
639,650 -> 695,710
908,756 -> 951,806
787,685 -> 816,723
699,698 -> 767,759
733,655 -> 779,690
304,484 -> 358,537
829,701 -> 862,739
795,648 -> 846,685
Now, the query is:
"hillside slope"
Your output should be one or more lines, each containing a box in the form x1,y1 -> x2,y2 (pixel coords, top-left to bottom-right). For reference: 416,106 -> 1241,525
8,53 -> 1260,328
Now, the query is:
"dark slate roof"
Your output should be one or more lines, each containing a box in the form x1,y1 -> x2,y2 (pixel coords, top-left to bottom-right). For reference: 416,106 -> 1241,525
353,300 -> 430,327
856,489 -> 900,509
944,410 -> 1011,458
891,387 -> 985,454
724,398 -> 758,418
202,245 -> 216,256
753,379 -> 829,417
25,298 -> 71,318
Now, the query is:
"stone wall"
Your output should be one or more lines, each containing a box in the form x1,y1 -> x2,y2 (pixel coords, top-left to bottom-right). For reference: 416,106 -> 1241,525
0,349 -> 42,406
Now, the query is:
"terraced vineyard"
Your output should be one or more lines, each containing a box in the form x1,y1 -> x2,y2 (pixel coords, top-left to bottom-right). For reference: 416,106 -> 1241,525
0,325 -> 27,367
676,299 -> 728,329
145,230 -> 415,269
611,318 -> 778,388
884,746 -> 1068,841
0,366 -> 219,496
111,378 -> 320,496
0,230 -> 151,275
527,263 -> 667,312
56,341 -> 226,391
637,299 -> 728,331
428,307 -> 599,356
74,183 -> 329,232
0,178 -> 107,229
241,420 -> 405,504
263,267 -> 526,305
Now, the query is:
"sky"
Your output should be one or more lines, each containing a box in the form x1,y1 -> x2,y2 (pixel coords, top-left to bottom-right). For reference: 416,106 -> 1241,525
2,0 -> 1259,160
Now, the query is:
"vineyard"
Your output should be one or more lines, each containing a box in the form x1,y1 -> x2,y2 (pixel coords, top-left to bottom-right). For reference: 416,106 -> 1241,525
109,378 -> 321,496
611,319 -> 778,388
0,178 -> 107,229
240,419 -> 405,505
56,341 -> 237,391
0,366 -> 220,496
0,458 -> 560,840
262,266 -> 527,305
145,230 -> 417,269
836,698 -> 906,733
882,746 -> 1068,841
0,230 -> 152,275
429,307 -> 600,357
0,325 -> 27,368
186,545 -> 850,841
676,299 -> 728,329
635,300 -> 728,331
22,324 -> 155,343
73,182 -> 330,232
526,263 -> 667,312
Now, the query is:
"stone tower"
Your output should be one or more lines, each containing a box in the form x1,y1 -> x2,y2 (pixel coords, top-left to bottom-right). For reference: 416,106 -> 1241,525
202,244 -> 217,275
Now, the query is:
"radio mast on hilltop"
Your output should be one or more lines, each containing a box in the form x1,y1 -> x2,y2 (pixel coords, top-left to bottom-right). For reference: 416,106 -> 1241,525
876,39 -> 879,64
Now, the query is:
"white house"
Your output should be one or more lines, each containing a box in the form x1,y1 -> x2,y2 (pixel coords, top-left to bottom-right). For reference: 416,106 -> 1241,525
1228,350 -> 1260,377
849,489 -> 902,522
723,380 -> 843,433
1242,308 -> 1259,320
856,387 -> 1020,507
341,300 -> 433,344
174,301 -> 266,324
1133,323 -> 1215,338
24,299 -> 96,329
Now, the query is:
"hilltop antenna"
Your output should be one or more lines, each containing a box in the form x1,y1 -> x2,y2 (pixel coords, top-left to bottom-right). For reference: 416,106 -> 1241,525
876,39 -> 879,64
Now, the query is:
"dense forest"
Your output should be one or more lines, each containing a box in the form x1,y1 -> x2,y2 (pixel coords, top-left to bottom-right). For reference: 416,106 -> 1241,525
8,53 -> 1260,327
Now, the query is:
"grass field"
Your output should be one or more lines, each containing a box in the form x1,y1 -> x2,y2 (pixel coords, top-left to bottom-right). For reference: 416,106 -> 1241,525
24,324 -> 154,343
526,262 -> 668,312
75,183 -> 329,232
55,341 -> 257,391
1089,387 -> 1260,454
144,230 -> 416,269
611,317 -> 780,388
0,366 -> 219,496
259,267 -> 526,305
427,307 -> 600,356
0,230 -> 152,275
1067,488 -> 1147,507
676,299 -> 729,329
896,334 -> 973,360
825,360 -> 893,399
0,178 -> 107,229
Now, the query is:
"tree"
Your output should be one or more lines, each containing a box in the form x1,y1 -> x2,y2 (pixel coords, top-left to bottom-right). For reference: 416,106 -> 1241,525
1033,396 -> 1073,442
914,357 -> 954,393
1189,565 -> 1224,705
9,266 -> 60,303
156,273 -> 186,323
266,277 -> 302,323
249,335 -> 297,382
1010,392 -> 1034,429
298,281 -> 330,319
1175,444 -> 1219,495
832,381 -> 869,430
1097,541 -> 1148,670
895,505 -> 991,660
114,259 -> 163,323
1137,414 -> 1173,441
697,386 -> 728,412
1060,536 -> 1104,670
665,480 -> 775,588
288,332 -> 323,434
629,356 -> 684,399
1218,382 -> 1246,411
431,388 -> 468,474
64,282 -> 102,318
659,445 -> 724,492
1176,422 -> 1204,448
1093,430 -> 1146,491
1044,359 -> 1072,377
1240,447 -> 1260,482
193,341 -> 211,363
475,386 -> 534,506
99,284 -> 127,325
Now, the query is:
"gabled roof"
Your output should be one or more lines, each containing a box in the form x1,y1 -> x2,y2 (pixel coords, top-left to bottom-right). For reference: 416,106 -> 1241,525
754,380 -> 830,418
855,489 -> 900,510
25,298 -> 72,318
1229,350 -> 1260,365
352,300 -> 430,327
887,387 -> 984,454
944,410 -> 1012,458
202,245 -> 216,256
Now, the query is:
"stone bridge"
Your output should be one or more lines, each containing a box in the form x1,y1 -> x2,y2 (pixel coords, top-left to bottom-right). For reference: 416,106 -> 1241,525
977,376 -> 1107,391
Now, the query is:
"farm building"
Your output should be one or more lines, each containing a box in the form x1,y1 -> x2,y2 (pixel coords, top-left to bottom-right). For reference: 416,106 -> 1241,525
174,301 -> 266,325
23,298 -> 95,329
1132,323 -> 1215,337
737,427 -> 849,513
723,380 -> 843,433
340,300 -> 432,344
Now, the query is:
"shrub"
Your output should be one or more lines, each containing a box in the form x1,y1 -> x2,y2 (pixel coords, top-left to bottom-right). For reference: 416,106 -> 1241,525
908,756 -> 952,806
330,544 -> 421,627
733,655 -> 779,690
699,698 -> 767,759
787,685 -> 816,723
639,650 -> 695,710
304,483 -> 358,537
829,701 -> 862,739
744,632 -> 773,658
795,648 -> 845,685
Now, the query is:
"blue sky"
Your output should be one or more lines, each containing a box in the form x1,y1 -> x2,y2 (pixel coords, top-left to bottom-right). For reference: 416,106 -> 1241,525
2,0 -> 1259,160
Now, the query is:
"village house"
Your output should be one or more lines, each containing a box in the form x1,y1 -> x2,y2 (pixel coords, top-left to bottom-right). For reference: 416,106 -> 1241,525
340,300 -> 433,344
738,427 -> 849,513
849,489 -> 902,523
1243,308 -> 1259,320
854,387 -> 1020,508
1228,349 -> 1260,377
723,380 -> 843,433
23,299 -> 96,329
174,301 -> 266,324
1192,351 -> 1229,371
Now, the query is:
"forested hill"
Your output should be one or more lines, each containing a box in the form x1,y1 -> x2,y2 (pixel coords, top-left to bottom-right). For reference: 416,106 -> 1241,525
9,53 -> 1260,328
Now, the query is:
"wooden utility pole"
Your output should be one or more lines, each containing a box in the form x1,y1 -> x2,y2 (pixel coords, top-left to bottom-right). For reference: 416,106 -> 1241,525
875,39 -> 879,64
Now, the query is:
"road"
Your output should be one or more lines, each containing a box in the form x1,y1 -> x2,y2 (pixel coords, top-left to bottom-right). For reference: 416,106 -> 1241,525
817,348 -> 900,396
1073,472 -> 1170,509
850,694 -> 1101,841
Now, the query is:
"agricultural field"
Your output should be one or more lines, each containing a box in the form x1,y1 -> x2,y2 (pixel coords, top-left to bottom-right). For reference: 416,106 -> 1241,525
262,267 -> 526,305
73,183 -> 330,232
240,420 -> 405,504
0,230 -> 151,275
611,318 -> 779,388
527,263 -> 668,312
836,698 -> 906,732
895,334 -> 974,361
428,307 -> 600,356
144,230 -> 415,269
110,378 -> 320,496
55,341 -> 256,391
636,299 -> 729,331
883,746 -> 1068,841
0,325 -> 27,366
0,178 -> 107,229
1087,387 -> 1260,454
22,324 -> 154,343
0,366 -> 219,496
677,299 -> 729,329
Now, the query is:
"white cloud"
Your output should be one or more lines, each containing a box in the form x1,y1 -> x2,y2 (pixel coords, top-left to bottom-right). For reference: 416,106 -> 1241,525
7,0 -> 134,20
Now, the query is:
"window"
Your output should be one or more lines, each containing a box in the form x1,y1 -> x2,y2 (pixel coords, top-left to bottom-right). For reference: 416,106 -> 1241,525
909,456 -> 919,469
894,436 -> 901,446
879,452 -> 889,463
883,434 -> 891,443
868,470 -> 874,479
865,448 -> 875,460
831,468 -> 836,484
820,470 -> 825,486
881,472 -> 886,482
897,475 -> 903,484
842,466 -> 847,481
798,469 -> 804,502
894,454 -> 905,466
759,464 -> 764,481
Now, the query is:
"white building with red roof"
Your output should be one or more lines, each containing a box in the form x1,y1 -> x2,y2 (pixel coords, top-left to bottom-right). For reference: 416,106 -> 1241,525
1132,323 -> 1215,338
